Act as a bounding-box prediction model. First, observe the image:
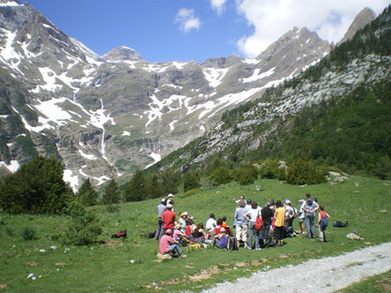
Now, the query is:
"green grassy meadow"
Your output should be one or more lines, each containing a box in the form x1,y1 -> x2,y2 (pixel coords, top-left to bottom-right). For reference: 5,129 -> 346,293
1,174 -> 390,292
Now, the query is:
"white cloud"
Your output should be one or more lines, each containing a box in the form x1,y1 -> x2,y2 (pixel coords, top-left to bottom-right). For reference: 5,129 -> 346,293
175,8 -> 201,32
210,0 -> 228,15
235,0 -> 390,58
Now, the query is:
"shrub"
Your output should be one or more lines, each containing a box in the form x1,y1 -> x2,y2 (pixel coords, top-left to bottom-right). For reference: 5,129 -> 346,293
63,201 -> 102,246
183,171 -> 201,192
21,226 -> 37,241
232,164 -> 259,185
286,159 -> 326,185
210,166 -> 232,185
106,204 -> 121,213
258,160 -> 280,179
182,188 -> 202,198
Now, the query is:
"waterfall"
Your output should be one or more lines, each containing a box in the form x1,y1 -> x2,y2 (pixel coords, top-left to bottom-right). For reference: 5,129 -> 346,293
100,99 -> 106,155
73,92 -> 78,102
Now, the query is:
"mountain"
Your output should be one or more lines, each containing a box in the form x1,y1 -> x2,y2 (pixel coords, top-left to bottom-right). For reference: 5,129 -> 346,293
0,0 -> 381,190
150,6 -> 391,179
102,46 -> 144,62
338,7 -> 376,46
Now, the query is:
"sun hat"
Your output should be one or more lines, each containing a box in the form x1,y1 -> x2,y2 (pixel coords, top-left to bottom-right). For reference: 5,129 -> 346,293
166,229 -> 172,235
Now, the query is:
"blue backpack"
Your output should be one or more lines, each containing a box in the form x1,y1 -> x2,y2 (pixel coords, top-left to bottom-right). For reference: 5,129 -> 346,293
320,217 -> 328,230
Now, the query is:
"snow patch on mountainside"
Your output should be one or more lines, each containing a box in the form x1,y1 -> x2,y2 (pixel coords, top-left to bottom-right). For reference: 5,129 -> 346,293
0,160 -> 20,173
243,67 -> 275,83
145,152 -> 161,169
203,67 -> 229,87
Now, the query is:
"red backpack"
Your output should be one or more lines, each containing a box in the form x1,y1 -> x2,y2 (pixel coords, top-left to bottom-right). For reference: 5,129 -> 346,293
255,217 -> 263,231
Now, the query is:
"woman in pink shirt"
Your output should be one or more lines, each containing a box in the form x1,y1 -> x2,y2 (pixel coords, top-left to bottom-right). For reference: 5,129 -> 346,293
317,206 -> 330,242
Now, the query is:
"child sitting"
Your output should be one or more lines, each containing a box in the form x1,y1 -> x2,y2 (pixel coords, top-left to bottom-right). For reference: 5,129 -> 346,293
214,227 -> 228,248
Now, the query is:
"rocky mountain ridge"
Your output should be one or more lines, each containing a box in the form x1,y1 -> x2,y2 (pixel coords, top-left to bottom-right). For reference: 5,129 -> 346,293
0,0 -> 377,189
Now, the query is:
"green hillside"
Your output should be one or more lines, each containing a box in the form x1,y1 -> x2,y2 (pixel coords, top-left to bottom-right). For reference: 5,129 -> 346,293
0,175 -> 390,292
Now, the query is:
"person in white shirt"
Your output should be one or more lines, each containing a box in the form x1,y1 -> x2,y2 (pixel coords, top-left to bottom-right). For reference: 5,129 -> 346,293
205,213 -> 217,239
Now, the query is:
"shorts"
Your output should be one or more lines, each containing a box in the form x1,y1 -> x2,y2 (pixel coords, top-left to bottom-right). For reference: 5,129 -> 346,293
275,226 -> 284,241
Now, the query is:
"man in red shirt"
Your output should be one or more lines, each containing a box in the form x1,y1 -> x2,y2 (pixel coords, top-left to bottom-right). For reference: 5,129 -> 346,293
159,229 -> 182,257
162,203 -> 176,234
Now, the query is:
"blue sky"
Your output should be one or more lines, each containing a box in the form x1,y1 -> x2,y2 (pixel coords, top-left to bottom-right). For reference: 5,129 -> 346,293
22,0 -> 389,63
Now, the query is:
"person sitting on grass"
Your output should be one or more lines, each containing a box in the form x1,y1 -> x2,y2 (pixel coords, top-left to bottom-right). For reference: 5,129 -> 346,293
215,218 -> 223,234
214,227 -> 228,249
206,213 -> 217,239
192,222 -> 208,241
173,224 -> 192,245
185,219 -> 194,238
221,216 -> 233,236
159,229 -> 183,258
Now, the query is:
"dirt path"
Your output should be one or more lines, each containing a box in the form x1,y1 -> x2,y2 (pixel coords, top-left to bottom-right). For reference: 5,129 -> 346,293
202,242 -> 391,293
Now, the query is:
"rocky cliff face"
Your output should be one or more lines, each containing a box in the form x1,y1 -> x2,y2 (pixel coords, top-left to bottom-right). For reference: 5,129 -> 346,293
0,0 -> 341,189
338,7 -> 376,45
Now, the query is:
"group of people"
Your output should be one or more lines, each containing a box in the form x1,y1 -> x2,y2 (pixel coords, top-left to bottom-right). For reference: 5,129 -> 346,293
155,192 -> 330,258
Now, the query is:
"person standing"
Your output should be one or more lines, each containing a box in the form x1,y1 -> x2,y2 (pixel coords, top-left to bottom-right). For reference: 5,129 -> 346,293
298,199 -> 306,235
159,229 -> 182,258
274,200 -> 286,247
302,193 -> 319,239
284,199 -> 296,237
234,199 -> 250,249
244,201 -> 262,250
317,206 -> 330,242
155,198 -> 167,240
261,202 -> 274,243
162,203 -> 176,236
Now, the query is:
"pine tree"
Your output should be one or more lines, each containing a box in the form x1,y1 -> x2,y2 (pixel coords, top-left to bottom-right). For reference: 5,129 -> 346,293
0,156 -> 72,214
183,170 -> 200,192
124,169 -> 147,202
146,173 -> 161,199
160,167 -> 181,196
76,178 -> 97,206
102,179 -> 121,205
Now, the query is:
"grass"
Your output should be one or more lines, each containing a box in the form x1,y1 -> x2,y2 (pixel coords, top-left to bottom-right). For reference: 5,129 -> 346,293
337,270 -> 391,293
0,174 -> 390,292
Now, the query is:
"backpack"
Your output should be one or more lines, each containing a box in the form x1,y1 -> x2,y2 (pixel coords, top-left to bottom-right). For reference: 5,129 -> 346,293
255,217 -> 263,231
320,217 -> 328,230
227,237 -> 239,251
333,221 -> 348,228
292,207 -> 298,219
111,230 -> 127,238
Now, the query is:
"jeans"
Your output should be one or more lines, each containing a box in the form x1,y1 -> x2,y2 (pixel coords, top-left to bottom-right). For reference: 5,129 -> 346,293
248,225 -> 262,249
318,225 -> 326,242
169,244 -> 182,257
261,222 -> 271,241
305,214 -> 316,238
155,218 -> 164,240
